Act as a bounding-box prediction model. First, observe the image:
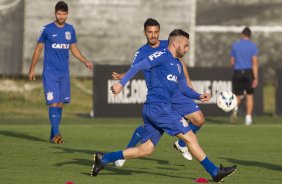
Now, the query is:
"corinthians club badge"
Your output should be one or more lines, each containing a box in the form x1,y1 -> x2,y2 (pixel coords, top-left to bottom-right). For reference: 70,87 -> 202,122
65,31 -> 71,40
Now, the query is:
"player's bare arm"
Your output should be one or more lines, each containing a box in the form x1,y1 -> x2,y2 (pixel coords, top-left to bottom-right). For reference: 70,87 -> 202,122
230,57 -> 235,66
179,58 -> 194,89
112,72 -> 126,80
28,43 -> 44,81
70,44 -> 93,71
252,56 -> 258,88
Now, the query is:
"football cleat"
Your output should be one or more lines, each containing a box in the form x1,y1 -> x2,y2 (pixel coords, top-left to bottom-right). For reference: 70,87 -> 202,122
51,135 -> 64,144
114,159 -> 126,167
173,141 -> 192,161
91,152 -> 104,176
212,164 -> 237,183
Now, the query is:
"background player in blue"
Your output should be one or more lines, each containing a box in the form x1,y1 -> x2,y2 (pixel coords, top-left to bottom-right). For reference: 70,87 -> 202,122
28,1 -> 93,143
112,18 -> 205,166
91,29 -> 237,183
230,27 -> 258,125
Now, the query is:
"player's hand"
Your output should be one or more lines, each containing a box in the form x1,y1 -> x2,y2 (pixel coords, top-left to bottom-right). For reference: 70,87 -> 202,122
84,61 -> 93,71
199,93 -> 211,102
112,72 -> 122,80
28,69 -> 36,81
111,83 -> 123,96
252,79 -> 258,88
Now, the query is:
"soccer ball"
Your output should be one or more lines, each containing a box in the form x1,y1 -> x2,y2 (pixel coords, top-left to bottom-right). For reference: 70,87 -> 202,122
216,90 -> 237,112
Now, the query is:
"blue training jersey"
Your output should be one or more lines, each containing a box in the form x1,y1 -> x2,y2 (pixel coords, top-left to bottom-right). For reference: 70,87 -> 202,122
132,40 -> 168,89
230,39 -> 258,70
145,49 -> 186,103
38,22 -> 77,73
131,40 -> 194,104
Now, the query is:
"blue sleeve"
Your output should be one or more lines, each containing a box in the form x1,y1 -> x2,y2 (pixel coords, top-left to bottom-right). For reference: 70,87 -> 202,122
71,26 -> 77,44
120,59 -> 152,86
37,26 -> 47,43
178,79 -> 201,100
131,50 -> 142,66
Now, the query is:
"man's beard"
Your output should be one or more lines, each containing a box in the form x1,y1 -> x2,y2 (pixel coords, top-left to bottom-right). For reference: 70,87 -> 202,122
56,19 -> 66,25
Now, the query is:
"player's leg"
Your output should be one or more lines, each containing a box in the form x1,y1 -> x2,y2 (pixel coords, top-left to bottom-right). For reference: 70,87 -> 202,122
176,131 -> 237,182
231,71 -> 243,122
173,101 -> 204,160
126,125 -> 144,148
43,72 -> 63,143
115,109 -> 162,167
92,114 -> 162,176
245,71 -> 254,125
115,124 -> 144,167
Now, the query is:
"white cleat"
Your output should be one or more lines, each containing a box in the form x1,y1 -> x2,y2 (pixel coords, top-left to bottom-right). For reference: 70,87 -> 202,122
114,159 -> 126,167
174,141 -> 193,161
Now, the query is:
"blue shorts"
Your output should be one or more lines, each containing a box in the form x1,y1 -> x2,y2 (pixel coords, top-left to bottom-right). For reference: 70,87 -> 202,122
141,103 -> 191,145
172,98 -> 200,117
42,71 -> 71,105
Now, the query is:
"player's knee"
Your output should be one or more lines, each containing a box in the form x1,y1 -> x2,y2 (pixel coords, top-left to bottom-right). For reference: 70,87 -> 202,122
190,116 -> 205,127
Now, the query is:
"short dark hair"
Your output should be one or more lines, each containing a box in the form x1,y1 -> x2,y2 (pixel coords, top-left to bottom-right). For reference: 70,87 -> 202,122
242,27 -> 251,37
168,29 -> 189,43
55,1 -> 68,12
144,18 -> 160,30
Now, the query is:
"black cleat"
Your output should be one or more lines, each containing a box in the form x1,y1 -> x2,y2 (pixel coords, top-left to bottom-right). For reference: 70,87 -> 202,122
90,152 -> 104,176
212,164 -> 237,183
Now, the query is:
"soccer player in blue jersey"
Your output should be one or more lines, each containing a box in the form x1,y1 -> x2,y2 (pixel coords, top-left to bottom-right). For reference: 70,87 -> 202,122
28,1 -> 93,143
230,27 -> 258,125
91,29 -> 236,182
112,18 -> 205,166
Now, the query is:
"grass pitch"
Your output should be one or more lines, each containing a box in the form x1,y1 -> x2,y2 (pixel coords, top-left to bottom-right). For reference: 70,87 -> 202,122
0,78 -> 281,183
1,116 -> 282,184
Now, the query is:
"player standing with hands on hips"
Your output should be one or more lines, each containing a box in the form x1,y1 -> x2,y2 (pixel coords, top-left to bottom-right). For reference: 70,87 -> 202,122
28,1 -> 93,143
230,27 -> 258,125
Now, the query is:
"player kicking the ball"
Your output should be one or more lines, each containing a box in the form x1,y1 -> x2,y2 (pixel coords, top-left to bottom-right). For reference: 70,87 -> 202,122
91,29 -> 236,183
112,18 -> 205,167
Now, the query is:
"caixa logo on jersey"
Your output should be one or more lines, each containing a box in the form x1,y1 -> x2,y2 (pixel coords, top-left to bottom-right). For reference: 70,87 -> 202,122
149,51 -> 165,61
52,43 -> 70,49
167,74 -> 177,83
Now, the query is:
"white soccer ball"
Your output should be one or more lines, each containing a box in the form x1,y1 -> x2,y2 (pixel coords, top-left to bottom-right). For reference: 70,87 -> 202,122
216,90 -> 238,112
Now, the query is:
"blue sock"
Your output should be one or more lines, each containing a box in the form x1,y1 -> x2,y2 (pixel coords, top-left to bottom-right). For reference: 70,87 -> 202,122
200,156 -> 219,177
127,125 -> 144,148
57,107 -> 62,131
48,107 -> 61,138
50,128 -> 54,141
102,151 -> 124,166
189,122 -> 201,133
178,139 -> 186,147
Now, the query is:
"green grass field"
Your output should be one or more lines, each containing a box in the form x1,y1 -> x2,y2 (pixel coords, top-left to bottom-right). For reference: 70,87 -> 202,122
1,78 -> 281,184
1,117 -> 282,184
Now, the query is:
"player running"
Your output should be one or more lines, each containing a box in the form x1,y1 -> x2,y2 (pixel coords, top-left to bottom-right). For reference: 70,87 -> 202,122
91,29 -> 236,183
28,1 -> 93,143
112,18 -> 205,166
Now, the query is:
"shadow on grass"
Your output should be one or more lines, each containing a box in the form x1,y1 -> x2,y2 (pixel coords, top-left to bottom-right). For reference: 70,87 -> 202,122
55,157 -> 192,179
221,157 -> 282,172
0,130 -> 47,142
81,165 -> 193,179
53,147 -> 178,166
